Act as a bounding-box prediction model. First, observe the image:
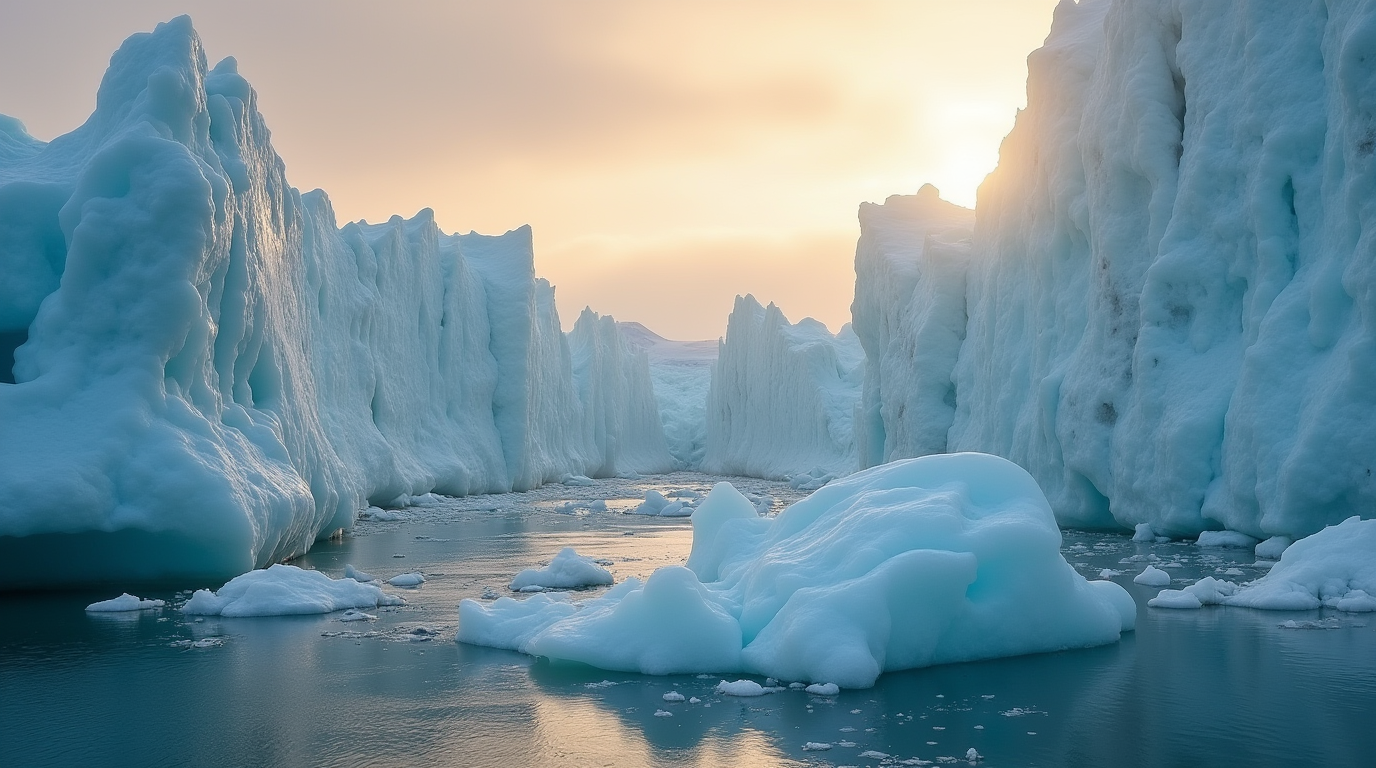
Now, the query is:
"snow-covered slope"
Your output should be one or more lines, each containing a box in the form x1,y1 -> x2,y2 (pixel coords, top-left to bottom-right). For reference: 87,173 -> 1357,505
702,295 -> 863,479
0,17 -> 668,587
860,0 -> 1376,539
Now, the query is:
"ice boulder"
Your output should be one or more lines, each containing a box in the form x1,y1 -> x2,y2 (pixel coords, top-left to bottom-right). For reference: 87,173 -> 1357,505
1196,531 -> 1260,549
181,564 -> 405,617
1133,566 -> 1171,587
458,453 -> 1134,688
508,547 -> 614,591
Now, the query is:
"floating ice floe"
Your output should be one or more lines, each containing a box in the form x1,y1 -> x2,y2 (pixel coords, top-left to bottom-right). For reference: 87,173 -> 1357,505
458,453 -> 1134,688
1150,517 -> 1376,611
85,594 -> 166,612
806,683 -> 840,696
1196,531 -> 1260,549
509,548 -> 614,591
181,564 -> 405,617
1254,536 -> 1293,560
662,691 -> 685,702
388,572 -> 426,587
716,680 -> 771,697
626,490 -> 693,517
1133,566 -> 1172,587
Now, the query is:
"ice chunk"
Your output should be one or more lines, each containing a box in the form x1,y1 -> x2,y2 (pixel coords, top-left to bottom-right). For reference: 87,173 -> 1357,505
806,683 -> 840,696
653,709 -> 672,717
662,691 -> 685,702
338,609 -> 375,622
1131,524 -> 1156,542
1254,536 -> 1292,560
508,547 -> 614,591
716,680 -> 770,697
181,564 -> 405,617
458,453 -> 1134,688
1133,566 -> 1171,587
560,474 -> 596,487
388,572 -> 426,587
344,565 -> 375,583
1220,517 -> 1376,612
801,742 -> 832,751
1196,531 -> 1260,549
85,594 -> 165,612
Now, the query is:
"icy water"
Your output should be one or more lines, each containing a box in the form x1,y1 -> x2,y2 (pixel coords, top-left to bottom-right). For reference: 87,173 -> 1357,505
2,473 -> 1374,768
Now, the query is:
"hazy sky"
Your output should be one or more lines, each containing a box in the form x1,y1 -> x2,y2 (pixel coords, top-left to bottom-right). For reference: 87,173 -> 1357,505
1,0 -> 1059,339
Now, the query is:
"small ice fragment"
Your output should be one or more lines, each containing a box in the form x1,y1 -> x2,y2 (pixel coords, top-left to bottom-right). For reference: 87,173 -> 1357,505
344,565 -> 375,582
688,697 -> 701,704
802,743 -> 833,751
653,709 -> 673,717
338,609 -> 375,622
806,683 -> 840,695
1254,536 -> 1292,560
1132,523 -> 1156,542
966,748 -> 981,761
974,725 -> 984,730
839,726 -> 856,732
1099,569 -> 1123,578
765,678 -> 778,686
715,679 -> 770,697
1133,565 -> 1172,586
662,691 -> 685,702
789,682 -> 806,689
859,750 -> 890,759
518,585 -> 546,593
388,572 -> 426,587
851,709 -> 863,714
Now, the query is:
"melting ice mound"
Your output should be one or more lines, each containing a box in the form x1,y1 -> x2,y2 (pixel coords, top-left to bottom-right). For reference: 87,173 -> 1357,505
458,453 -> 1135,688
181,564 -> 405,617
1149,516 -> 1376,612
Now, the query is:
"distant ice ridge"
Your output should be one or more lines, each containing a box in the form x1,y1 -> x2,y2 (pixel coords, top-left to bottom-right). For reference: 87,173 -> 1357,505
0,17 -> 670,588
457,453 -> 1135,689
854,0 -> 1376,539
702,295 -> 864,479
618,321 -> 717,469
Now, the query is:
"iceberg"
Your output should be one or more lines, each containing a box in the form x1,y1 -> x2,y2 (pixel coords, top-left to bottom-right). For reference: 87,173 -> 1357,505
0,18 -> 670,588
852,0 -> 1376,539
181,564 -> 405,617
703,295 -> 864,479
457,453 -> 1135,689
508,547 -> 615,591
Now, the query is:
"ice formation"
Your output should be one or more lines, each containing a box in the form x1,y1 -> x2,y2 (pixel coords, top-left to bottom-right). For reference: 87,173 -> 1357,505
1149,517 -> 1376,611
703,295 -> 864,479
85,594 -> 166,612
618,321 -> 718,469
626,490 -> 694,517
181,564 -> 405,617
850,0 -> 1376,540
0,17 -> 670,588
507,547 -> 614,591
458,453 -> 1135,688
1133,565 -> 1172,587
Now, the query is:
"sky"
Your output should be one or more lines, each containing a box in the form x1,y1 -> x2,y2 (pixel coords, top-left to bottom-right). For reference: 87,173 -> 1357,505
0,0 -> 1060,340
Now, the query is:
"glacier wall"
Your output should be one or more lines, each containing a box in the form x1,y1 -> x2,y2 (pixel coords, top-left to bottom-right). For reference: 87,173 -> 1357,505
861,0 -> 1376,539
0,17 -> 670,588
702,295 -> 863,479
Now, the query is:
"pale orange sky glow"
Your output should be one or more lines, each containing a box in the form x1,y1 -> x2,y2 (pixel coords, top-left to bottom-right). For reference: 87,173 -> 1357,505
1,0 -> 1060,339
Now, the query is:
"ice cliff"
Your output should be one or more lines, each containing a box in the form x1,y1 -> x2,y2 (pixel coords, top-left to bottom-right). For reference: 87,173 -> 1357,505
0,17 -> 670,588
857,0 -> 1376,539
702,295 -> 863,479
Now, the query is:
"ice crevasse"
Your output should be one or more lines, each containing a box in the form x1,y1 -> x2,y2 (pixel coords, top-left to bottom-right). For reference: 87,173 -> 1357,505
457,453 -> 1136,689
0,17 -> 671,588
849,0 -> 1376,539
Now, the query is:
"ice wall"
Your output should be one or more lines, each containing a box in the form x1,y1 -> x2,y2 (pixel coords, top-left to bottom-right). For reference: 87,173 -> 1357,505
618,321 -> 717,469
860,0 -> 1376,539
702,295 -> 864,479
0,17 -> 669,588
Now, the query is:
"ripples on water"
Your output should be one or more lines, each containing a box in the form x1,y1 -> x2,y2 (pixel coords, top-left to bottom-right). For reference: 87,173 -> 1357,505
1,473 -> 1373,767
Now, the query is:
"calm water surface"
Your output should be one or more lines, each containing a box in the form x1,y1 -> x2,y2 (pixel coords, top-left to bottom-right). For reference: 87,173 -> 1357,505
2,472 -> 1373,768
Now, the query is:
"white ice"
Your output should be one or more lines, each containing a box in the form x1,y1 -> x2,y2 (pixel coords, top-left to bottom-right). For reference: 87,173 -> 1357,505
85,593 -> 165,612
1133,565 -> 1172,587
388,572 -> 425,587
457,453 -> 1134,688
508,547 -> 614,591
181,564 -> 404,617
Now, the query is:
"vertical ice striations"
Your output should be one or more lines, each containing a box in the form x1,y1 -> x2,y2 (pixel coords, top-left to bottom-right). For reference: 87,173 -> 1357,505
862,0 -> 1376,539
851,186 -> 975,471
0,17 -> 669,587
702,295 -> 864,479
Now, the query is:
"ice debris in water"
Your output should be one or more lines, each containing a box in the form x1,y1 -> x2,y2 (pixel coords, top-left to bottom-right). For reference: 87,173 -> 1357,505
1150,517 -> 1376,612
627,490 -> 693,517
716,680 -> 771,697
170,638 -> 224,649
806,683 -> 840,696
360,507 -> 404,522
560,474 -> 597,487
181,564 -> 405,617
344,565 -> 375,583
859,750 -> 890,759
508,547 -> 614,591
801,742 -> 832,751
1133,565 -> 1172,587
85,594 -> 165,612
388,572 -> 426,587
339,609 -> 376,622
458,454 -> 1135,688
1254,536 -> 1293,560
653,709 -> 672,718
662,691 -> 685,702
